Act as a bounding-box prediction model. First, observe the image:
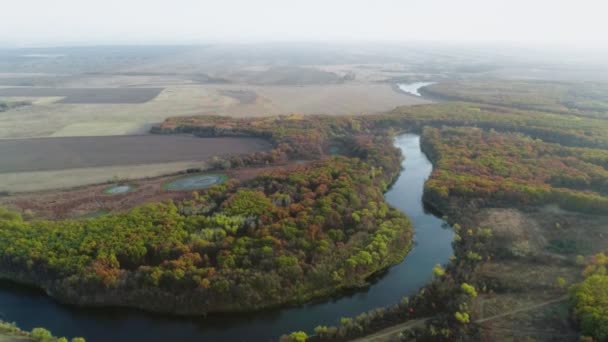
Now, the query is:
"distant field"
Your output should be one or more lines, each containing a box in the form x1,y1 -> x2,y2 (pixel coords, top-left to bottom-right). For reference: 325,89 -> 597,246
0,135 -> 271,173
0,87 -> 163,103
422,80 -> 608,118
0,82 -> 430,138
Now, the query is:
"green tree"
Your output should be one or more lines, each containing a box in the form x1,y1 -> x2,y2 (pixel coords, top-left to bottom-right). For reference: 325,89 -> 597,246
454,311 -> 470,324
432,264 -> 446,277
570,274 -> 608,340
287,331 -> 308,342
461,283 -> 478,298
30,327 -> 53,341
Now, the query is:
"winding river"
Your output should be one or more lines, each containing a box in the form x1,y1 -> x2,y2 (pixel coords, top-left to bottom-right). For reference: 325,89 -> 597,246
0,134 -> 453,341
397,82 -> 435,97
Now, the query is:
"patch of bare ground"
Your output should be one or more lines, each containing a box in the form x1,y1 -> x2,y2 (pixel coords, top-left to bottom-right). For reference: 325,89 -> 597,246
0,136 -> 271,173
463,206 -> 608,341
475,295 -> 575,341
0,161 -> 311,220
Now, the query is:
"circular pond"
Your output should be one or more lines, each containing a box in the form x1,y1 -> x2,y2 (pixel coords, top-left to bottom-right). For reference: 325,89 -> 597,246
104,185 -> 134,194
164,174 -> 226,191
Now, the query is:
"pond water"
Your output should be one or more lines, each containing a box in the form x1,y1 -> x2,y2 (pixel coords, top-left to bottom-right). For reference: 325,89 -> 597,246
164,174 -> 226,191
104,185 -> 133,194
0,134 -> 453,341
397,82 -> 435,97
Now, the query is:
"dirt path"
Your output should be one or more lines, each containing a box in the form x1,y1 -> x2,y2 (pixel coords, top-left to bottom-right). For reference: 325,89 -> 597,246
352,318 -> 428,342
475,295 -> 568,323
354,296 -> 568,341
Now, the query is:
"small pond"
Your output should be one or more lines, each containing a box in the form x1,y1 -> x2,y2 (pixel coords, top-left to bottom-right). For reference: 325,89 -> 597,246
164,174 -> 227,191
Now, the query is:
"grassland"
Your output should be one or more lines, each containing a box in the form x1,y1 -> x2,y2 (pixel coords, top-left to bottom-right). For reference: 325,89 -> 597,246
0,161 -> 206,193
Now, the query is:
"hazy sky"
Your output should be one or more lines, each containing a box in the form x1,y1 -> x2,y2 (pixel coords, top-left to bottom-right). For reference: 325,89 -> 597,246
2,0 -> 607,47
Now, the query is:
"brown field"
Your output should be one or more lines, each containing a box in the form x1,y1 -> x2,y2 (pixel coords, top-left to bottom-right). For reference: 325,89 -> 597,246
0,81 -> 431,139
0,87 -> 163,104
0,136 -> 271,173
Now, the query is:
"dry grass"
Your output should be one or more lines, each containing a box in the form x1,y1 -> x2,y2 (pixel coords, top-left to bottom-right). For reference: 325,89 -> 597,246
0,161 -> 207,193
464,207 -> 608,341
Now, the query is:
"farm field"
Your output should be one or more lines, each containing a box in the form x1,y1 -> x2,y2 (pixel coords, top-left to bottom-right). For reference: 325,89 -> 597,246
0,82 -> 430,139
0,87 -> 163,104
0,135 -> 271,173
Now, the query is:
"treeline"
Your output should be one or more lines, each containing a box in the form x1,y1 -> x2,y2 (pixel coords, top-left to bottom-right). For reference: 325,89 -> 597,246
378,102 -> 608,150
0,100 -> 30,112
420,127 -> 608,214
0,320 -> 85,342
420,80 -> 608,119
0,117 -> 413,315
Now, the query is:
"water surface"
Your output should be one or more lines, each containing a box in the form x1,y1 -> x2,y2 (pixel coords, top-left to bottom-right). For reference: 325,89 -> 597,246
397,82 -> 435,97
164,174 -> 226,191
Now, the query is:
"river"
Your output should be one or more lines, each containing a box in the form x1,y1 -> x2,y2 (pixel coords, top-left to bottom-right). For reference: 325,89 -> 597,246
397,82 -> 435,97
0,134 -> 453,341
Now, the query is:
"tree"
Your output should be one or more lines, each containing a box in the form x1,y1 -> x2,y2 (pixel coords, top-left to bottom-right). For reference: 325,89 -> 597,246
461,283 -> 478,298
454,311 -> 470,324
570,274 -> 608,340
287,331 -> 308,342
30,327 -> 53,341
432,264 -> 446,277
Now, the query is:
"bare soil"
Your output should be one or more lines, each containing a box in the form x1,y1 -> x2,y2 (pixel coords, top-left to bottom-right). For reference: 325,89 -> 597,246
0,87 -> 163,104
0,136 -> 271,173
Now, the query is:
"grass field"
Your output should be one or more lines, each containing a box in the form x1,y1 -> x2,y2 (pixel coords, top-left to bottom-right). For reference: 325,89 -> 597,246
0,161 -> 207,193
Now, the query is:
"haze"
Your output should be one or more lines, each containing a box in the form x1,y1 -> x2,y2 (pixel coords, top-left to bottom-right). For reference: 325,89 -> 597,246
2,0 -> 607,47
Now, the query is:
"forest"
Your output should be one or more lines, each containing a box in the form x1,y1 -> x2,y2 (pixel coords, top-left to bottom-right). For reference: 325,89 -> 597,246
420,80 -> 608,119
420,126 -> 608,214
0,115 -> 414,314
